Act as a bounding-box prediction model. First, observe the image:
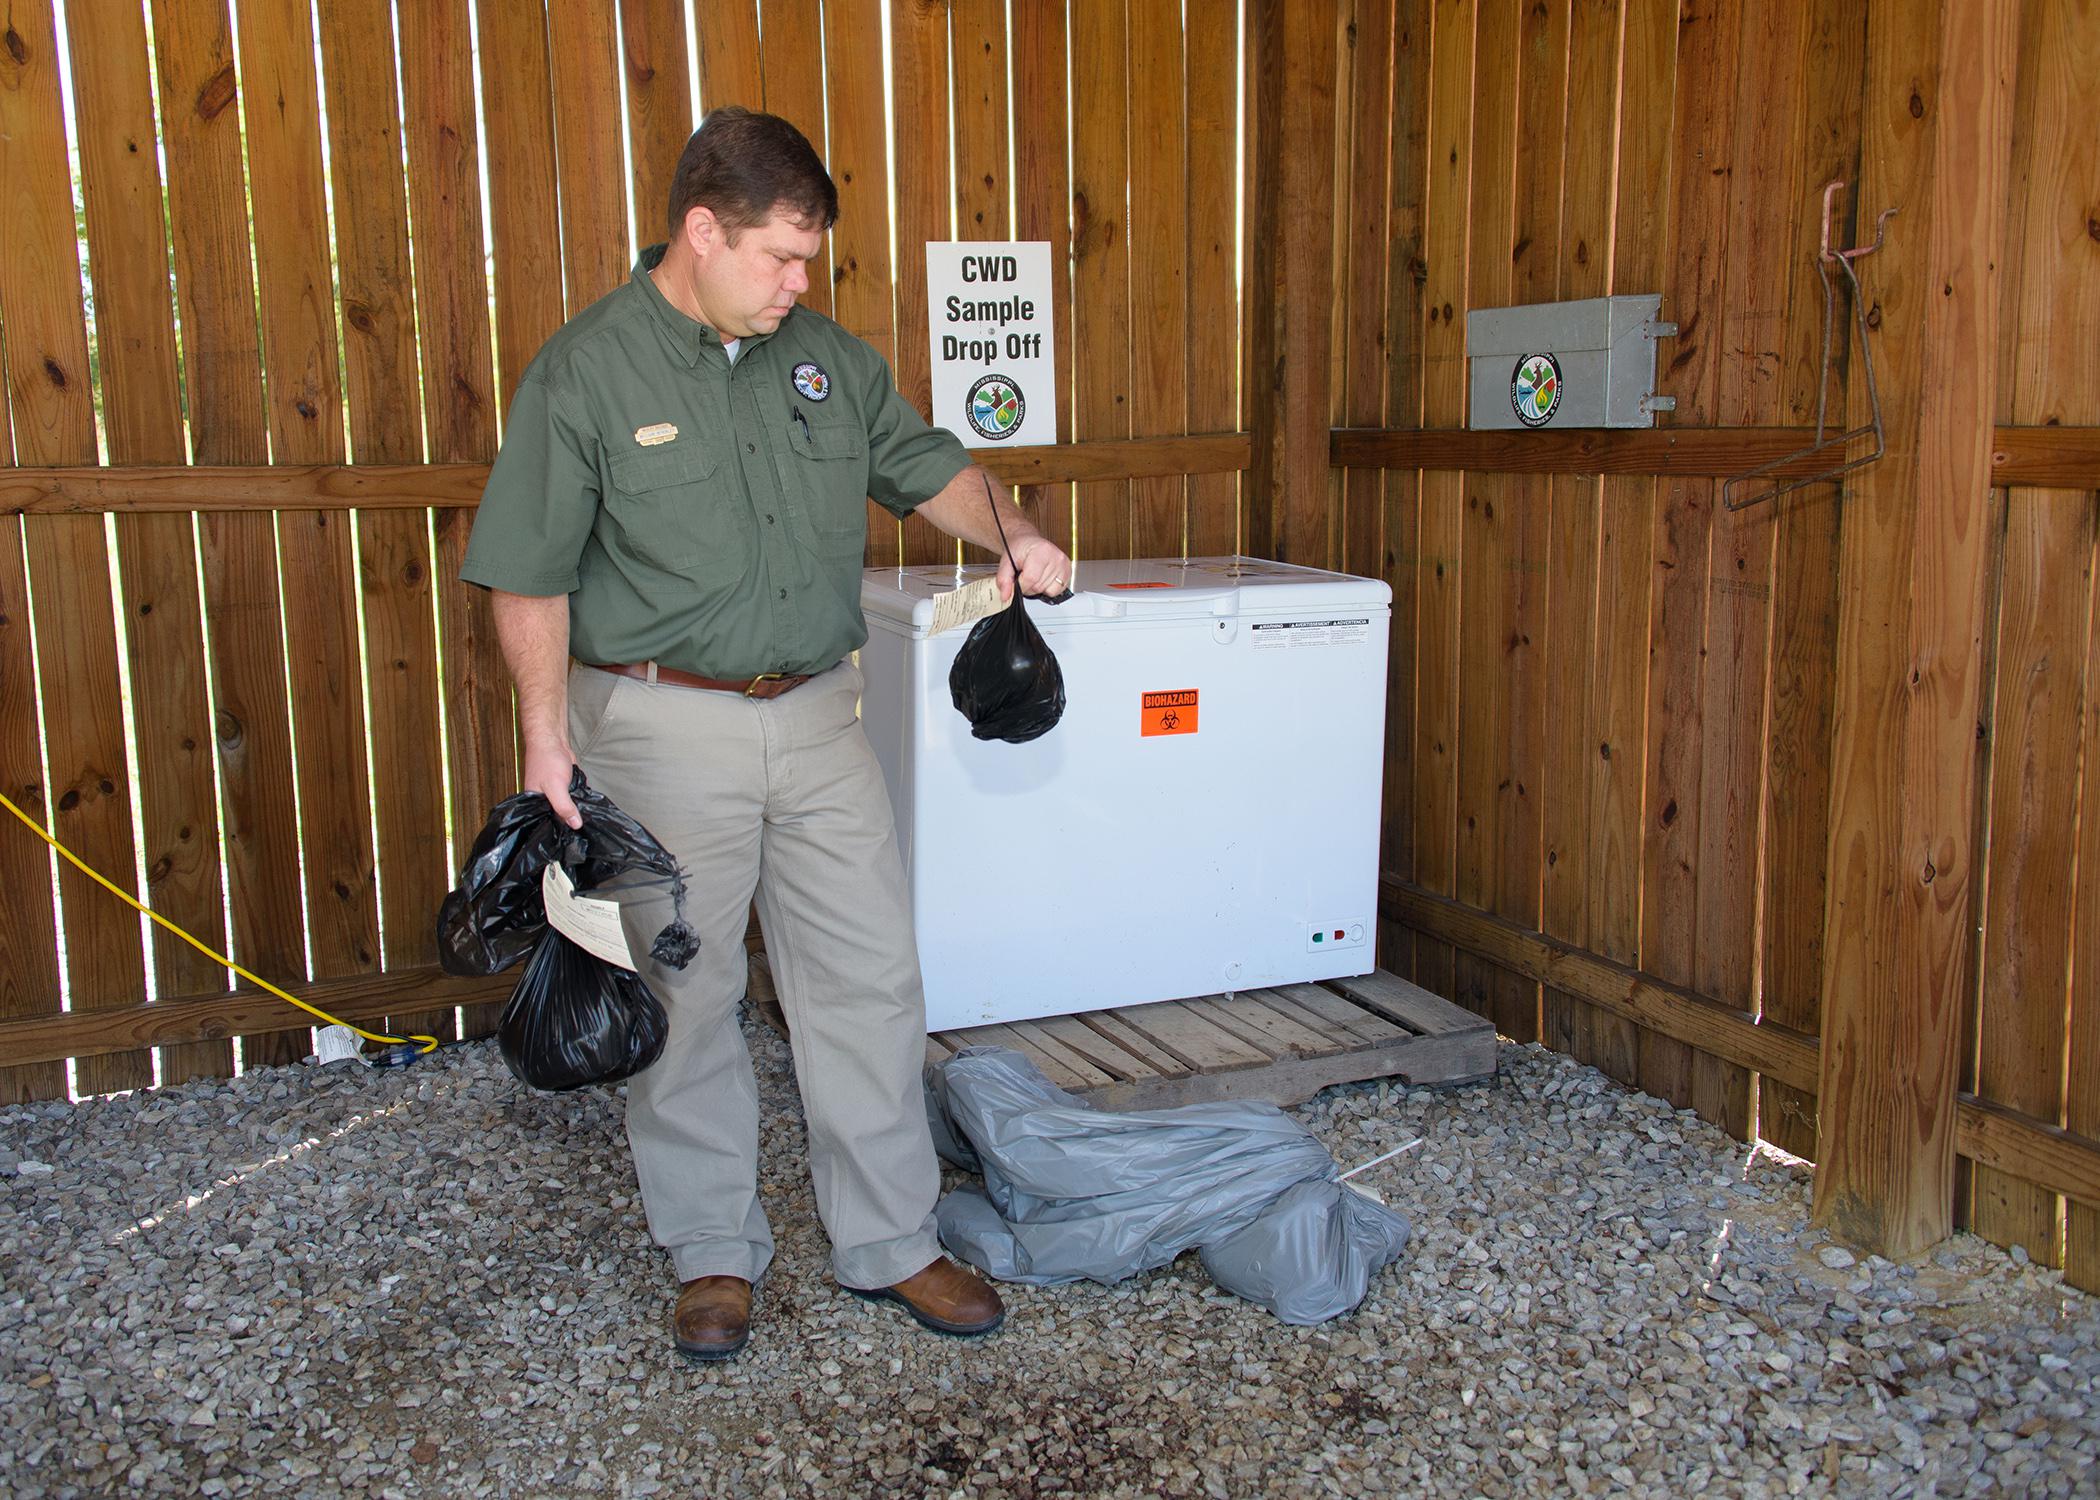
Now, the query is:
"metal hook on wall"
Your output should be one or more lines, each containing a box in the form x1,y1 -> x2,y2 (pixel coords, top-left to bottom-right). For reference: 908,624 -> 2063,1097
1721,181 -> 1898,513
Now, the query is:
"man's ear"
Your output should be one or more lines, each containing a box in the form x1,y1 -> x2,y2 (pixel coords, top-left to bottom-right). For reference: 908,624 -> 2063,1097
681,204 -> 719,258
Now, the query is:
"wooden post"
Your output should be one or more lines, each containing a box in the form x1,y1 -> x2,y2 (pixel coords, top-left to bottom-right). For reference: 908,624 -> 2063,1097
1246,0 -> 1338,567
1812,0 -> 2017,1258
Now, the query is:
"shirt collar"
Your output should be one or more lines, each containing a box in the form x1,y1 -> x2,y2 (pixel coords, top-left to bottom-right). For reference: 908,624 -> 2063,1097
632,244 -> 777,367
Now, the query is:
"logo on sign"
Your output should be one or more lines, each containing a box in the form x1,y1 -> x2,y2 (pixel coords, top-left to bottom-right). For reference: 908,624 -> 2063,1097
1141,689 -> 1200,738
965,373 -> 1026,441
1511,352 -> 1562,427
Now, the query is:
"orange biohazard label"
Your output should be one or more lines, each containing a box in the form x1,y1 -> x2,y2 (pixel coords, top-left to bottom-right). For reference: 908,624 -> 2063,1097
1109,581 -> 1172,590
1141,689 -> 1199,737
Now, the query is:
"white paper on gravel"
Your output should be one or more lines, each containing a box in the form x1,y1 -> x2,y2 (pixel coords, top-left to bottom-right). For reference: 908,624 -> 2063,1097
541,864 -> 637,970
313,1024 -> 364,1066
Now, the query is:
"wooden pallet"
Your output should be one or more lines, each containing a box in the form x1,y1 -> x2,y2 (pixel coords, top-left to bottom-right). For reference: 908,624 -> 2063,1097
747,955 -> 1496,1110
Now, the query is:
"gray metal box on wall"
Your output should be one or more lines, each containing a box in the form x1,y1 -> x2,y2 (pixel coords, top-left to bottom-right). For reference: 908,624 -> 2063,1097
1465,295 -> 1676,430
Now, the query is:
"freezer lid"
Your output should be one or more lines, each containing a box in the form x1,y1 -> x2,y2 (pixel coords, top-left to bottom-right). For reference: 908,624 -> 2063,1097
860,555 -> 1392,634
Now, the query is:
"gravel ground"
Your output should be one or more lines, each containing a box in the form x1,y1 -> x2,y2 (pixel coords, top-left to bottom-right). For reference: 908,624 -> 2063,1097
2,1011 -> 2095,1499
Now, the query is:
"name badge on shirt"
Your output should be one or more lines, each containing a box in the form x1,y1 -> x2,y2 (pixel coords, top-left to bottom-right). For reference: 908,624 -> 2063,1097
634,422 -> 679,447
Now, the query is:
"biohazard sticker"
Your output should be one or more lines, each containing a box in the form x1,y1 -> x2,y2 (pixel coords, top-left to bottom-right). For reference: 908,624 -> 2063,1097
1141,689 -> 1199,737
965,373 -> 1026,441
791,361 -> 831,401
1511,353 -> 1561,427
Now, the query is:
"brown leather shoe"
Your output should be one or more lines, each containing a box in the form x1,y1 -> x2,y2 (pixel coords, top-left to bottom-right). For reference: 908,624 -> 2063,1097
846,1256 -> 1004,1336
672,1275 -> 752,1361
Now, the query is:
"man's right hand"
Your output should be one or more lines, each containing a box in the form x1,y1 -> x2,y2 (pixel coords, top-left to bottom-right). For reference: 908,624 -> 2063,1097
523,740 -> 583,829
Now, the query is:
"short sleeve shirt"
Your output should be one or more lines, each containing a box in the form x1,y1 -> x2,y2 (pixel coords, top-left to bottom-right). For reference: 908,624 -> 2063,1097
460,245 -> 971,678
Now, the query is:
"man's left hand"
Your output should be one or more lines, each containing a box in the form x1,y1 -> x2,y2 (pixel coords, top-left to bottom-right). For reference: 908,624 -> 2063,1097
1000,534 -> 1073,602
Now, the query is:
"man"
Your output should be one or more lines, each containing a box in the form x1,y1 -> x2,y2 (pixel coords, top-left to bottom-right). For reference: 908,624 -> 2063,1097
460,108 -> 1071,1362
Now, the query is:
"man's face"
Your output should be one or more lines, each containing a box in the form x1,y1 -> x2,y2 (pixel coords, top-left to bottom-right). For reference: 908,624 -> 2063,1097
691,206 -> 822,339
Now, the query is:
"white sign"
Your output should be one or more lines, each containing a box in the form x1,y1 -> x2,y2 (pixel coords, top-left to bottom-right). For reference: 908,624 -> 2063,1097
926,242 -> 1058,449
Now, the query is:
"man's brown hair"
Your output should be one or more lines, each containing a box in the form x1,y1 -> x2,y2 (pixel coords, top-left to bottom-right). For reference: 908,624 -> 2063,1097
666,107 -> 838,240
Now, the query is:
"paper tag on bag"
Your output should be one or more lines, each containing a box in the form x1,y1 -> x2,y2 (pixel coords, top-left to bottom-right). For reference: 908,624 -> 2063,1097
541,864 -> 638,971
928,573 -> 1007,637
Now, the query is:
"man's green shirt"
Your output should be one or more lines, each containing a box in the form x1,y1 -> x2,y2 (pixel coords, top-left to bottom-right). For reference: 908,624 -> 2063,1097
461,245 -> 970,677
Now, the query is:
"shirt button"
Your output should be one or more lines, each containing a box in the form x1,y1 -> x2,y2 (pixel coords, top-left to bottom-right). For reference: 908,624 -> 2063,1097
778,588 -> 787,600
766,514 -> 776,524
745,442 -> 756,454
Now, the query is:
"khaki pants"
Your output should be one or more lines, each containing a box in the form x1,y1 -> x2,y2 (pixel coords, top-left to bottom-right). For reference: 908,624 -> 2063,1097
567,660 -> 941,1289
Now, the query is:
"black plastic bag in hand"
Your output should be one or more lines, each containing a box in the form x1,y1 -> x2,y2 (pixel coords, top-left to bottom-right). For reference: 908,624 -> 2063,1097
498,931 -> 668,1090
949,590 -> 1067,743
437,767 -> 698,977
947,472 -> 1067,744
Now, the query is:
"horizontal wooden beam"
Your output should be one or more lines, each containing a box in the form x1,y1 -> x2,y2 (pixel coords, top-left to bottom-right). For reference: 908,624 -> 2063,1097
0,435 -> 1255,515
1333,424 -> 2100,488
1382,878 -> 1820,1091
1384,879 -> 2100,1212
1989,425 -> 2100,488
0,966 -> 512,1065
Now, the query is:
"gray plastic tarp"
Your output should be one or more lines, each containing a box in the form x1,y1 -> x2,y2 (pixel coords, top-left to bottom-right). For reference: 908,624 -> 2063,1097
926,1046 -> 1411,1325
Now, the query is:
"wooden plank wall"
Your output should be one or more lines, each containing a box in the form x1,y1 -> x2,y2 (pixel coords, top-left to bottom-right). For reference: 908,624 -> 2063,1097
0,1 -> 1253,1097
1345,0 -> 2100,1286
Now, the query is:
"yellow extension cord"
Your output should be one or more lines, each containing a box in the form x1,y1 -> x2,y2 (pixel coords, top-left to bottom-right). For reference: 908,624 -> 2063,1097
0,787 -> 440,1059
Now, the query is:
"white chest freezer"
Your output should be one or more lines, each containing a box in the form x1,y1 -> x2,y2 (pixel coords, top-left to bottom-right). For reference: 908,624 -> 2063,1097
858,556 -> 1391,1034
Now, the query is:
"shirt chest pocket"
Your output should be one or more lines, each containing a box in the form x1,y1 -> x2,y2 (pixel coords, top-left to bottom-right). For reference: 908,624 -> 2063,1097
784,412 -> 871,555
603,444 -> 749,590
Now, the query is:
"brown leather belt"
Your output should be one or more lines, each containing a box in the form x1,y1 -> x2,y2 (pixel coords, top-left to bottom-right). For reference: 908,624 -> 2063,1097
591,661 -> 814,698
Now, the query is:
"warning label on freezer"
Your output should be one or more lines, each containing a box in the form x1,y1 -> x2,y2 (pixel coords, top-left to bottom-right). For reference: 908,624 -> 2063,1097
1250,618 -> 1371,650
1141,689 -> 1200,737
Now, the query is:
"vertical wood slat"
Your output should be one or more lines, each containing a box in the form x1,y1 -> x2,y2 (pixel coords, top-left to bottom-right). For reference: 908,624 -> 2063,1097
888,0 -> 953,566
1637,0 -> 1744,1130
1449,0 -> 1522,1037
820,0 -> 899,566
155,0 -> 303,1082
1539,0 -> 1619,1067
1695,0 -> 1813,1142
619,0 -> 692,249
316,0 -> 451,1046
236,0 -> 379,1031
1408,0 -> 1474,1006
478,0 -> 568,399
950,0 -> 1009,244
1758,0 -> 1867,1163
1245,0 -> 1337,572
69,0 -> 218,1096
2020,0 -> 2100,1296
695,0 -> 764,110
403,0 -> 511,1040
948,0 -> 1010,568
2071,532 -> 2100,1291
1128,0 -> 1189,559
1812,0 -> 2016,1259
1968,0 -> 2100,1270
1337,0 -> 1393,584
548,0 -> 631,310
1070,0 -> 1133,560
1481,0 -> 1569,1046
758,0 -> 834,316
1011,0 -> 1074,550
1581,0 -> 1677,1086
1377,0 -> 1431,985
0,0 -> 82,1104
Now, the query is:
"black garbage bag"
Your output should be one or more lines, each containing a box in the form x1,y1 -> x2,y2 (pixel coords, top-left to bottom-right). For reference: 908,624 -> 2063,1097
949,590 -> 1067,743
437,767 -> 698,977
498,930 -> 669,1090
947,473 -> 1067,743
